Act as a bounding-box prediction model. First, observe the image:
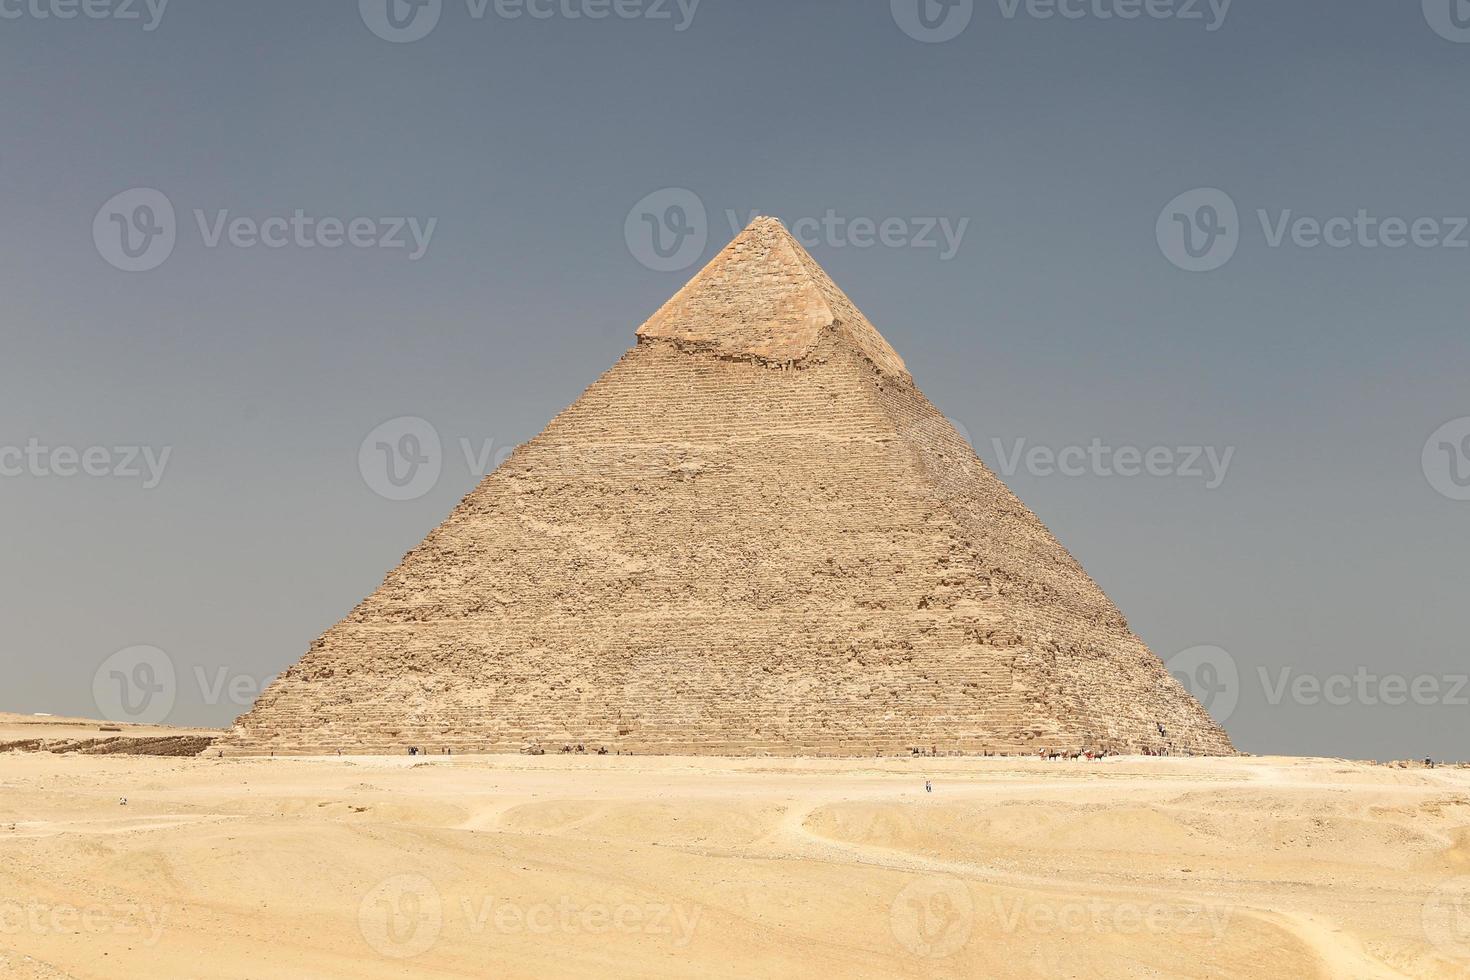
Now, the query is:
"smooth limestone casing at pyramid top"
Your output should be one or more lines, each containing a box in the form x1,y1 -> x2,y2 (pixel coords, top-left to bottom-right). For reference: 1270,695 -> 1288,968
224,218 -> 1234,757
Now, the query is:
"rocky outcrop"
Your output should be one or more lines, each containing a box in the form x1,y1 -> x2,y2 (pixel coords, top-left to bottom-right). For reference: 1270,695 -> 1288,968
1,735 -> 216,756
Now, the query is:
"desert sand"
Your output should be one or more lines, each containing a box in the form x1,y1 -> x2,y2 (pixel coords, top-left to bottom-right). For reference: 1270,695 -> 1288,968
2,751 -> 1468,978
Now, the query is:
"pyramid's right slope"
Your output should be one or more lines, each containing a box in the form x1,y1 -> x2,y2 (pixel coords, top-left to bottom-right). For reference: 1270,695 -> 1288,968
228,218 -> 1233,757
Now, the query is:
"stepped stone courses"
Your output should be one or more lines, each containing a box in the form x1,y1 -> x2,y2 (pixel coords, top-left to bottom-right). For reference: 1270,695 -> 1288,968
224,218 -> 1235,758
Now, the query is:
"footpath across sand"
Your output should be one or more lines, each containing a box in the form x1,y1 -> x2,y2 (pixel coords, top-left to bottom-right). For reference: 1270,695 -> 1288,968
1,753 -> 1467,978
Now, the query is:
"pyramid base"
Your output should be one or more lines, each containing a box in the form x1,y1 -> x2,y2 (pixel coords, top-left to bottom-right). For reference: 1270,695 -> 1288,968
216,734 -> 1236,759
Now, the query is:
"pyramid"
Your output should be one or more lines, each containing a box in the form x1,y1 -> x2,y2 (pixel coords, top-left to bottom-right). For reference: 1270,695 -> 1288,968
224,218 -> 1234,757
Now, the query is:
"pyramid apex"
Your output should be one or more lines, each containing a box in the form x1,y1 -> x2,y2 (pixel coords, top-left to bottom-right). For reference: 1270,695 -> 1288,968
637,216 -> 908,378
717,214 -> 816,257
741,214 -> 786,231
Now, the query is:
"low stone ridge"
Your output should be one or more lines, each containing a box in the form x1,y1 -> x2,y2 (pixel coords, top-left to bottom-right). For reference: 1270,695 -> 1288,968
1,735 -> 217,757
222,218 -> 1235,758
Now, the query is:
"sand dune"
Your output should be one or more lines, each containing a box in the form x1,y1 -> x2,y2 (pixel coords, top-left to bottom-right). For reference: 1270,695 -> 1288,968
1,753 -> 1467,978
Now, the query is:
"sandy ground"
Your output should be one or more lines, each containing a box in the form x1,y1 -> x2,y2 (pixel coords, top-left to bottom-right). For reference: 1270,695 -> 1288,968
1,753 -> 1468,978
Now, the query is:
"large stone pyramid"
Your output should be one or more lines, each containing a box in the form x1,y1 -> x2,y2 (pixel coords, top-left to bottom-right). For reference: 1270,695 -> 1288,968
225,218 -> 1234,757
